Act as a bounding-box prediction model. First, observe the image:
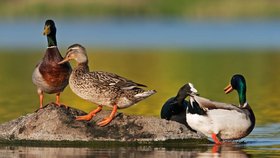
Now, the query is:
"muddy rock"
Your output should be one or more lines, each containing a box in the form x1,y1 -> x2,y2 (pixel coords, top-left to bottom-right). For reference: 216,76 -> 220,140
0,103 -> 204,141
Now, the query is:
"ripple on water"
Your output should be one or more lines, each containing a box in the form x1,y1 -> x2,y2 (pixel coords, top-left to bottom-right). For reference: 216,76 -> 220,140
242,123 -> 280,147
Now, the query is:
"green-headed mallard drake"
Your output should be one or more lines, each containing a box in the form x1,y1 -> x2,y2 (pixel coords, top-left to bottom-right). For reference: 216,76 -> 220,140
186,74 -> 255,144
58,44 -> 156,126
160,83 -> 197,130
32,19 -> 72,109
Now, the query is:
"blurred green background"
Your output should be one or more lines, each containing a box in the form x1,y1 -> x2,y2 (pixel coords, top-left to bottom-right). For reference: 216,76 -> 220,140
0,0 -> 280,126
1,0 -> 280,19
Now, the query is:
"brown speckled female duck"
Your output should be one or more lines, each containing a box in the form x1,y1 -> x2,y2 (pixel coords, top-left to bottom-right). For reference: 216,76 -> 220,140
32,20 -> 72,109
58,44 -> 156,126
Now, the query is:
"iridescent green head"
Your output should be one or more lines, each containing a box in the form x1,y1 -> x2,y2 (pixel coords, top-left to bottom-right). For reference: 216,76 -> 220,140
224,74 -> 247,107
43,19 -> 57,46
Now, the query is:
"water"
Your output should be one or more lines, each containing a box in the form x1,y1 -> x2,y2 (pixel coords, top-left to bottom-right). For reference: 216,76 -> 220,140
0,125 -> 279,157
0,145 -> 255,158
1,19 -> 280,49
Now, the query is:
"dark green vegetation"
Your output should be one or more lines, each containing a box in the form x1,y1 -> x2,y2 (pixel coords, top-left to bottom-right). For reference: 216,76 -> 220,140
1,0 -> 280,19
0,49 -> 279,125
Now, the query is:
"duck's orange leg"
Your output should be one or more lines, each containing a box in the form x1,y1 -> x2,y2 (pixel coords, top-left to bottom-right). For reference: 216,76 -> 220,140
212,133 -> 222,145
55,93 -> 61,106
55,93 -> 68,108
76,105 -> 103,121
39,93 -> 44,109
97,104 -> 117,127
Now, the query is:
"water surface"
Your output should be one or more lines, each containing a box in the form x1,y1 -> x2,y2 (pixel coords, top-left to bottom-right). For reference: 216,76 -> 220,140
1,19 -> 280,49
0,124 -> 279,158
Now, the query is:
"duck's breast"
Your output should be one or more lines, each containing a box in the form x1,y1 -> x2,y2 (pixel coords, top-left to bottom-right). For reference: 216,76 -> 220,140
32,62 -> 66,93
207,109 -> 252,140
186,113 -> 213,137
39,47 -> 71,88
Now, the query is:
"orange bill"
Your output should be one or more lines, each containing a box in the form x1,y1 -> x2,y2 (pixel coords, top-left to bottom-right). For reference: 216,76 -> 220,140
224,84 -> 233,94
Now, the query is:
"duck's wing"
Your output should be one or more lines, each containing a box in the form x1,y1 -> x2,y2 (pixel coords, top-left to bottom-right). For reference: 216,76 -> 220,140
192,95 -> 242,112
92,71 -> 147,89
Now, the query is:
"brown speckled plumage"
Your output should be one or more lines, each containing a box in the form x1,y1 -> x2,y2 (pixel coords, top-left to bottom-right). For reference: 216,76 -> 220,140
60,44 -> 156,109
69,62 -> 155,109
58,44 -> 155,126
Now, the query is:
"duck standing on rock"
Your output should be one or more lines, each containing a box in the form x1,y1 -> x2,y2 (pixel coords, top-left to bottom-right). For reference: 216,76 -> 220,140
32,20 -> 72,109
160,83 -> 198,130
186,74 -> 255,144
58,44 -> 156,126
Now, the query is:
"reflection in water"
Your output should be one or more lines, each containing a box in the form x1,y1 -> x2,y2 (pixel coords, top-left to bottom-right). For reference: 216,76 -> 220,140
0,144 -> 250,158
197,145 -> 250,158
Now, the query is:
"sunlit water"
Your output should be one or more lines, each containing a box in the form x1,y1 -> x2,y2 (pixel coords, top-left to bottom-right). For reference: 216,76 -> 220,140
0,51 -> 279,157
0,125 -> 279,158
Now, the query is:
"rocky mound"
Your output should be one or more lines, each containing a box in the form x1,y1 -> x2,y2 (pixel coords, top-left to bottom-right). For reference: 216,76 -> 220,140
0,103 -> 204,142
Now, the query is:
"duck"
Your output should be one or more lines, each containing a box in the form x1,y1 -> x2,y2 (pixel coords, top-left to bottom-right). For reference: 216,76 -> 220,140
186,74 -> 255,144
160,83 -> 198,130
58,44 -> 156,127
32,19 -> 72,109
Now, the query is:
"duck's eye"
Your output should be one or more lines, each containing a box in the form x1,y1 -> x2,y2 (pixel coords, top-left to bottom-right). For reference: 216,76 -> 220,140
66,49 -> 72,54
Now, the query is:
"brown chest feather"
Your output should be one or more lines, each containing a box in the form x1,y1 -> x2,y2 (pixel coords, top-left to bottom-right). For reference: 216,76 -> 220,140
39,47 -> 72,87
